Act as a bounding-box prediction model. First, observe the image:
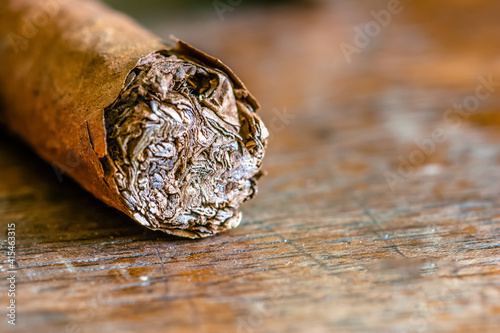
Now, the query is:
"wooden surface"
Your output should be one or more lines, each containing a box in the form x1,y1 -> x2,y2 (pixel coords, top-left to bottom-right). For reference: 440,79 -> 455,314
1,1 -> 500,332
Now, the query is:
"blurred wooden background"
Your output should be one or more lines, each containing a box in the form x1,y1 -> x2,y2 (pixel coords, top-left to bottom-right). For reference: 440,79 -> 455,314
1,0 -> 500,332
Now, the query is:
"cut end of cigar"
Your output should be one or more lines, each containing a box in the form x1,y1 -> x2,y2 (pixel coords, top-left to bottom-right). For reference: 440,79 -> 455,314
102,51 -> 267,238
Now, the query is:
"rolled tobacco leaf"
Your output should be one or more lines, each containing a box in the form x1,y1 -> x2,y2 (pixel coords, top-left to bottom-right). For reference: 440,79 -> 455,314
0,0 -> 268,238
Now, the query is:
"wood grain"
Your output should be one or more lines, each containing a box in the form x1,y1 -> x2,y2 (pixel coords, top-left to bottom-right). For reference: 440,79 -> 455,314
1,1 -> 500,332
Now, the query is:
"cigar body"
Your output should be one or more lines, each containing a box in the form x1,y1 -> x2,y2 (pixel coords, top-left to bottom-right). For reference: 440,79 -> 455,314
0,0 -> 267,238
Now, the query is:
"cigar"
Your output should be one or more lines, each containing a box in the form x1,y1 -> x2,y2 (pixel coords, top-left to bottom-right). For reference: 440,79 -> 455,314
0,0 -> 268,238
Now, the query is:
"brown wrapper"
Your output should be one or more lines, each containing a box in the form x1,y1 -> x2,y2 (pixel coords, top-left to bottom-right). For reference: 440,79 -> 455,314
0,0 -> 268,238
